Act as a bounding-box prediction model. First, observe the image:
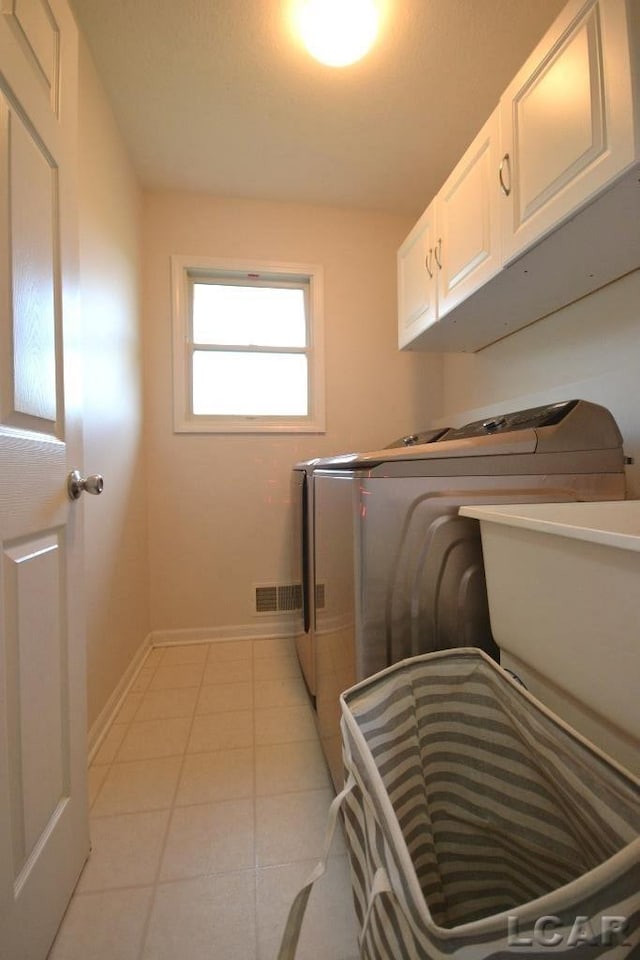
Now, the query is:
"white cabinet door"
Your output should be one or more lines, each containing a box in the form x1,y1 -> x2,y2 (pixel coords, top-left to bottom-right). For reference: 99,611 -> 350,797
436,109 -> 502,318
0,2 -> 90,957
397,201 -> 437,349
500,0 -> 637,263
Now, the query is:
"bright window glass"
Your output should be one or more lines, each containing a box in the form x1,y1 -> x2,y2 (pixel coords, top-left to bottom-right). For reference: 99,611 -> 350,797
192,352 -> 309,416
192,283 -> 307,347
171,256 -> 325,434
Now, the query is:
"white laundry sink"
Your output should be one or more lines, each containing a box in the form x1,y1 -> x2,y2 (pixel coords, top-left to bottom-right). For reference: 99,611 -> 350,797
460,500 -> 640,776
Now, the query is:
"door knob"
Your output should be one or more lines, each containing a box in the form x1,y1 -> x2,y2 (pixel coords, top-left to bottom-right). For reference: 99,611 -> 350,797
67,470 -> 104,500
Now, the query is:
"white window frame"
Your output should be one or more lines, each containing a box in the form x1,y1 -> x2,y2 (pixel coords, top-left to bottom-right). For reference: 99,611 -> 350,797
171,255 -> 325,434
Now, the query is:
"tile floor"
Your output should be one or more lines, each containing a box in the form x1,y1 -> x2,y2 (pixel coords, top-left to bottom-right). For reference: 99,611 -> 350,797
48,638 -> 360,960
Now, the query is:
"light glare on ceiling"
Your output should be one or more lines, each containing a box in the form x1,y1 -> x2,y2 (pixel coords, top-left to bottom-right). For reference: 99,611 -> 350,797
294,0 -> 383,67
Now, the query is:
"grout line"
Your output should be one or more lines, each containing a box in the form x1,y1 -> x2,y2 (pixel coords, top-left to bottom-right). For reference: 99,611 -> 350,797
134,644 -> 209,960
82,636 -> 335,960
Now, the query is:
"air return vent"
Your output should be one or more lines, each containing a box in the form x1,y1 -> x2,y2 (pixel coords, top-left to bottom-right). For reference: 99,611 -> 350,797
254,583 -> 303,615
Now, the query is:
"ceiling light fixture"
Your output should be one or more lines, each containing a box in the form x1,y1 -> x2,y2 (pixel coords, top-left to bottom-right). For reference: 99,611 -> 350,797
293,0 -> 383,68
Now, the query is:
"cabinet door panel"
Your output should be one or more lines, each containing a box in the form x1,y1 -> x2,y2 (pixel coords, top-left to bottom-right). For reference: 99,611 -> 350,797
397,203 -> 437,348
437,110 -> 501,318
501,0 -> 636,262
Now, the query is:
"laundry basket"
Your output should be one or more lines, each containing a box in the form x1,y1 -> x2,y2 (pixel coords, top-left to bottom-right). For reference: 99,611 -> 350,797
278,649 -> 640,959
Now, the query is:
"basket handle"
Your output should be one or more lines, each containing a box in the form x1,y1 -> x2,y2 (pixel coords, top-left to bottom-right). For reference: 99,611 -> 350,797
277,773 -> 356,960
359,866 -> 393,947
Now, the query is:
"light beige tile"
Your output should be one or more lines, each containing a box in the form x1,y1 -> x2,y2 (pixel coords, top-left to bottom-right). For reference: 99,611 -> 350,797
159,643 -> 209,666
135,687 -> 199,721
142,873 -> 256,960
176,748 -> 254,806
254,676 -> 309,710
255,740 -> 330,796
48,886 -> 154,960
92,724 -> 128,766
148,662 -> 205,691
129,667 -> 156,695
254,704 -> 317,746
256,856 -> 359,960
88,765 -> 110,809
116,717 -> 192,762
253,637 -> 295,659
206,640 -> 252,663
78,810 -> 169,892
256,788 -> 343,866
203,658 -> 252,685
253,655 -> 301,682
160,799 -> 254,880
187,711 -> 253,753
196,681 -> 253,715
92,757 -> 182,816
115,691 -> 143,724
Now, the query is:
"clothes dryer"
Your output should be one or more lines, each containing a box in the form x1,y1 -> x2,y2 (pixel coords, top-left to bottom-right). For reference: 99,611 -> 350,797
291,428 -> 447,699
311,399 -> 626,789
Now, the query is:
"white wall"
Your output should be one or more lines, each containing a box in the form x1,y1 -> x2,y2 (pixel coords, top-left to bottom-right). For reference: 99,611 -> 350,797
77,36 -> 150,730
438,269 -> 640,496
142,191 -> 442,636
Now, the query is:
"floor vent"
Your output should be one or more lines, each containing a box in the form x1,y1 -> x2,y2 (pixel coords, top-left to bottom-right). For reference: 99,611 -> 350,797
254,583 -> 303,614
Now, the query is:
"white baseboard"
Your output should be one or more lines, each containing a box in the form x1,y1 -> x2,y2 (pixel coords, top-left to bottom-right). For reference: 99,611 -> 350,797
87,621 -> 298,762
87,633 -> 152,763
150,619 -> 296,646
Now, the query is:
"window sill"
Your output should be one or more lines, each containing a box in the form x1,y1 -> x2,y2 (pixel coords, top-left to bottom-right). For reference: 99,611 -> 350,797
173,414 -> 326,435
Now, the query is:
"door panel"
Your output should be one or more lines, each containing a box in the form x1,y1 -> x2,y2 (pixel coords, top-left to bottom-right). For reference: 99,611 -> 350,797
0,1 -> 89,957
5,534 -> 67,871
7,0 -> 60,103
9,100 -> 59,425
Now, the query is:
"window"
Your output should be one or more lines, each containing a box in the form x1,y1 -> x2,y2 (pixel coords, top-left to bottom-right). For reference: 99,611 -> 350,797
171,256 -> 325,433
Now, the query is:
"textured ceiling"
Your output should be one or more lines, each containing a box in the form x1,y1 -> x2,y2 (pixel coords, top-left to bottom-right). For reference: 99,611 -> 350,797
71,0 -> 567,217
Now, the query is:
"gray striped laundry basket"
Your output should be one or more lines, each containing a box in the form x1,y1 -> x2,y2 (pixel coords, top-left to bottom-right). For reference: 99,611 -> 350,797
278,649 -> 640,959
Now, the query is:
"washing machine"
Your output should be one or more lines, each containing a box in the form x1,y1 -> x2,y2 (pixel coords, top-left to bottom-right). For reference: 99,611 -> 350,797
291,428 -> 448,699
311,398 -> 626,789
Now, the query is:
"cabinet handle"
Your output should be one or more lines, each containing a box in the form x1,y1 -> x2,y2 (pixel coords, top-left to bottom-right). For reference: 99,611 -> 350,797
425,249 -> 433,278
499,153 -> 511,197
434,238 -> 442,270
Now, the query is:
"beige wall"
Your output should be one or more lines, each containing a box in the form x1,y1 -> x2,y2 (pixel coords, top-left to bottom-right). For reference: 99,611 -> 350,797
438,269 -> 640,496
142,192 -> 442,635
77,30 -> 639,713
77,37 -> 150,729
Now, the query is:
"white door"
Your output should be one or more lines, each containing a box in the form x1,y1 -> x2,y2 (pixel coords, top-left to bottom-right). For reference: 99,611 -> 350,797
0,2 -> 90,958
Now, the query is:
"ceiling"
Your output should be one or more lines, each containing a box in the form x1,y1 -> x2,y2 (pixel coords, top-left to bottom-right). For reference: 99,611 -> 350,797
71,0 -> 567,218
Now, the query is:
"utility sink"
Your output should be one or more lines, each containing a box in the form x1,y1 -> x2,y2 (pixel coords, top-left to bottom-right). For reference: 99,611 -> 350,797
460,500 -> 640,776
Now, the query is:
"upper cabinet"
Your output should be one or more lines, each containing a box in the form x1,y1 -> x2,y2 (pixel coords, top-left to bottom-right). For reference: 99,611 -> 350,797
500,0 -> 638,262
399,0 -> 640,353
398,110 -> 502,348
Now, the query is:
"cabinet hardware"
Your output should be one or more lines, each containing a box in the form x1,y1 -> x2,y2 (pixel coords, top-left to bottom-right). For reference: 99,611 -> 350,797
499,153 -> 511,197
425,249 -> 433,278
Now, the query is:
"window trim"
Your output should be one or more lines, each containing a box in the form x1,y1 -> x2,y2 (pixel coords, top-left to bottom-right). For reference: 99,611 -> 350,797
171,255 -> 326,434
